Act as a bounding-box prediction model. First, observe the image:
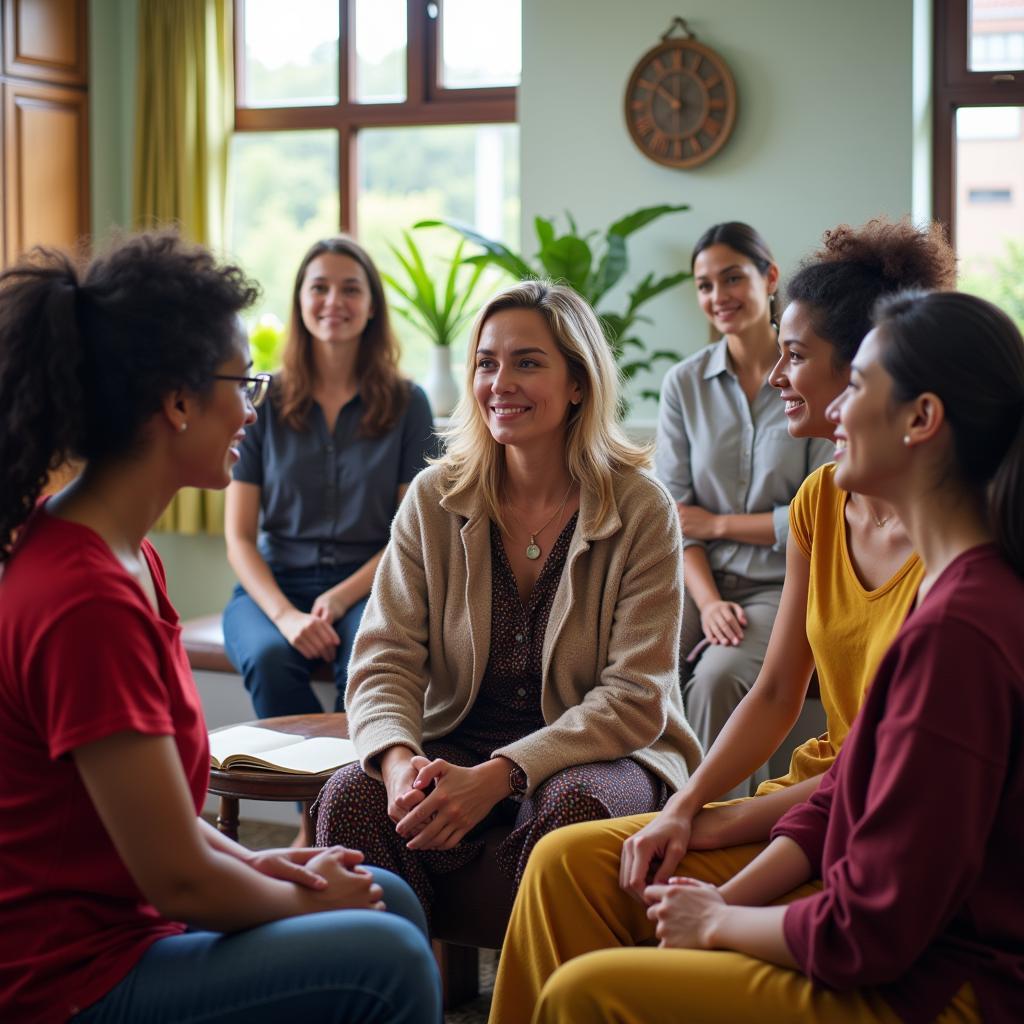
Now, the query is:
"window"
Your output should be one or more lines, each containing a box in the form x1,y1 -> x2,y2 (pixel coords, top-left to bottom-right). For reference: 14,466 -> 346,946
933,0 -> 1024,328
228,0 -> 520,374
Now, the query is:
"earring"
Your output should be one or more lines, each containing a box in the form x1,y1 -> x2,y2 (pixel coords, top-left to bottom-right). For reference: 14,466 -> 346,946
768,293 -> 779,332
903,434 -> 911,446
179,422 -> 188,433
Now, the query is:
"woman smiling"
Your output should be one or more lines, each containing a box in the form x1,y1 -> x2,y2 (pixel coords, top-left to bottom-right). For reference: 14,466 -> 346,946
313,280 -> 701,918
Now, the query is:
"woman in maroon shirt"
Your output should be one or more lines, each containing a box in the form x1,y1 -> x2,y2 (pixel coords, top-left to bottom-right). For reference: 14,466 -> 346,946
531,290 -> 1024,1024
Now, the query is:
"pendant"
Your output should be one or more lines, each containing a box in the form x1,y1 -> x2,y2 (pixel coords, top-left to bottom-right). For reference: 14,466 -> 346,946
526,542 -> 541,560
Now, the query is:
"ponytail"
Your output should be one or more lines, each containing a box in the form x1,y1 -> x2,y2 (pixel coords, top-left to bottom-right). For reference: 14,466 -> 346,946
990,411 -> 1024,577
0,253 -> 88,558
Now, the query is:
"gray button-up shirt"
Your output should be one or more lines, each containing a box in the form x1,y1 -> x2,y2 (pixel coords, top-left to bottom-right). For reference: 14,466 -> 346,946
655,340 -> 833,584
233,382 -> 435,570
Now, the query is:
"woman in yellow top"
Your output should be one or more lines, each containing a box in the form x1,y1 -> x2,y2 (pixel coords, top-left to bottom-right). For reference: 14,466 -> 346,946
487,218 -> 957,1024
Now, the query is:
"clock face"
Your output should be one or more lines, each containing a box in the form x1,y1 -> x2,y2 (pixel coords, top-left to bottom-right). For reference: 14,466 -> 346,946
625,38 -> 737,169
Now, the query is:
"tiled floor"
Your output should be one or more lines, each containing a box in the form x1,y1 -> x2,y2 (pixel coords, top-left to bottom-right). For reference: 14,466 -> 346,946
213,816 -> 493,1023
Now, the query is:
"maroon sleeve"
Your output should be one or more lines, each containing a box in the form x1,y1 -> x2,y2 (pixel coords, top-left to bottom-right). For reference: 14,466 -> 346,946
770,753 -> 840,872
26,597 -> 177,760
781,622 -> 1012,990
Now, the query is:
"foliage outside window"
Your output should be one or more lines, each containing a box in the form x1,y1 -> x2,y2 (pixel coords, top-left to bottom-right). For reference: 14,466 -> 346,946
227,1 -> 520,378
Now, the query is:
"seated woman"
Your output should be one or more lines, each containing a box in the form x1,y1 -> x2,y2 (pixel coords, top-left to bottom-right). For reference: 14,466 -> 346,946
488,219 -> 956,1023
0,234 -> 440,1024
530,290 -> 1024,1024
314,280 -> 702,917
657,222 -> 832,798
223,236 -> 434,721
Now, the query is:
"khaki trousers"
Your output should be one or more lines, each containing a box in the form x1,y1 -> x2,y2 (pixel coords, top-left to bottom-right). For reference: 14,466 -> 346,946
488,814 -> 978,1024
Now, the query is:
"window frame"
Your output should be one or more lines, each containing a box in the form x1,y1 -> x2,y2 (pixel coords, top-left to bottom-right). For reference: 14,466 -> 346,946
932,0 -> 1024,242
232,0 -> 517,232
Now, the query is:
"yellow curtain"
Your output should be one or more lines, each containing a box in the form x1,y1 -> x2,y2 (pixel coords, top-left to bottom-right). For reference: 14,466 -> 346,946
134,0 -> 233,535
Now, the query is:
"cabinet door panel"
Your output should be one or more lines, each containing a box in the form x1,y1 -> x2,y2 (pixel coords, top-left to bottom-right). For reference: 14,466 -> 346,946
4,79 -> 89,262
3,0 -> 88,85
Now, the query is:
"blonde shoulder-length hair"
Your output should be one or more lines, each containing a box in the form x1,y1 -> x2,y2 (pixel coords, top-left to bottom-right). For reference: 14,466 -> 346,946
437,280 -> 651,531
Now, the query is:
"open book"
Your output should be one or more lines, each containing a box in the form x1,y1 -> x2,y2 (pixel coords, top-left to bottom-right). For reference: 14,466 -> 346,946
209,725 -> 359,775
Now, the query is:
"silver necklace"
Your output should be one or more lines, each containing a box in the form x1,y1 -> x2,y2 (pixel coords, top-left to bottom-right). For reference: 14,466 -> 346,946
523,482 -> 574,560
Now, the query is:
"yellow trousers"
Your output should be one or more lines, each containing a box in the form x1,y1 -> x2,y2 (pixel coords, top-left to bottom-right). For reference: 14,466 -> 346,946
488,814 -> 978,1024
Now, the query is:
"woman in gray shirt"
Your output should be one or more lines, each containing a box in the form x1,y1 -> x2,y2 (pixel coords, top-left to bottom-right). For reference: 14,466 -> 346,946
656,223 -> 832,798
223,238 -> 434,843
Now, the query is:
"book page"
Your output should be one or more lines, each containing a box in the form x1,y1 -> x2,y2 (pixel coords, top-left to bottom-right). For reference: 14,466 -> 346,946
208,725 -> 303,768
230,736 -> 359,775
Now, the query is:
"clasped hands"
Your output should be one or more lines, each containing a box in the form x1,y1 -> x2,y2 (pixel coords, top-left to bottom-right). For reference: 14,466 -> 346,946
383,751 -> 510,852
246,845 -> 385,910
275,586 -> 353,661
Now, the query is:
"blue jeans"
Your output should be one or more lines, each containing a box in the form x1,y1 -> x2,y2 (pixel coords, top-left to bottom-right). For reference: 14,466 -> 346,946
75,869 -> 441,1024
223,564 -> 368,717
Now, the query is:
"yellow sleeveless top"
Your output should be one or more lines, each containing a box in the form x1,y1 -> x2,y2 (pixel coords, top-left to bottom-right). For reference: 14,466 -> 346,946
757,463 -> 924,792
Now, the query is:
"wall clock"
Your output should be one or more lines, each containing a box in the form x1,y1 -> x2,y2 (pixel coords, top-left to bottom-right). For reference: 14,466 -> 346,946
625,17 -> 737,169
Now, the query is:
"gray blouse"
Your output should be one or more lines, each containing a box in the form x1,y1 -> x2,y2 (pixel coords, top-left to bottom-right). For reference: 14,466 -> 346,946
233,382 -> 435,570
655,340 -> 833,584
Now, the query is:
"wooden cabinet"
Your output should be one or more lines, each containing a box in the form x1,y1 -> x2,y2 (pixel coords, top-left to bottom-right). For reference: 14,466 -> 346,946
0,0 -> 89,265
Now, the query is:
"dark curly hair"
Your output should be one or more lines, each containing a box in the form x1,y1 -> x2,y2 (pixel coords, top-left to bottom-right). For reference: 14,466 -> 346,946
277,235 -> 409,437
0,231 -> 259,560
787,218 -> 956,366
873,290 -> 1024,576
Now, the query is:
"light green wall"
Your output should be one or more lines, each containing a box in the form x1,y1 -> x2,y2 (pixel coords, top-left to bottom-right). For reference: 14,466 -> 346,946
521,0 -> 915,409
91,0 -> 919,616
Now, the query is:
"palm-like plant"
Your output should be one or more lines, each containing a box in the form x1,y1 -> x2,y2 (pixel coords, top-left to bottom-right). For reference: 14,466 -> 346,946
417,204 -> 691,402
381,231 -> 487,348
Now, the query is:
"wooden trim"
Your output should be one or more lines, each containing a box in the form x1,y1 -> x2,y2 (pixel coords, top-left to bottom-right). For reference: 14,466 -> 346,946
233,0 -> 247,115
2,0 -> 88,86
339,0 -> 351,108
406,0 -> 427,106
340,122 -> 357,233
235,97 -> 514,132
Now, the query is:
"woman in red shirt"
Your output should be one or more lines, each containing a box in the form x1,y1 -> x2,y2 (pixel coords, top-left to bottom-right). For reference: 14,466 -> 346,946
0,233 -> 439,1024
530,291 -> 1024,1024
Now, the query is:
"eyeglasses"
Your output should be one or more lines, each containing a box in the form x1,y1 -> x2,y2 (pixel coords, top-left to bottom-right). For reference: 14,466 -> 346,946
213,372 -> 271,408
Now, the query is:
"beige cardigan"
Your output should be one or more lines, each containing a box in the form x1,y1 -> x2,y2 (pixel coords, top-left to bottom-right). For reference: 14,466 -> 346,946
346,463 -> 703,796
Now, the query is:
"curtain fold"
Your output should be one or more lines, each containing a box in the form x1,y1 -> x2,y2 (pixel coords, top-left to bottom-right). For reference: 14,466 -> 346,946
134,0 -> 233,534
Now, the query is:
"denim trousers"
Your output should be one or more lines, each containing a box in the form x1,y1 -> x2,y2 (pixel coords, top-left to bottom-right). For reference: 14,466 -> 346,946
75,869 -> 441,1024
223,563 -> 368,717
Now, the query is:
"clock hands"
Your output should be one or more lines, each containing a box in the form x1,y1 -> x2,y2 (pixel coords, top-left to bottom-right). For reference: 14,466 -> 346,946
654,82 -> 681,110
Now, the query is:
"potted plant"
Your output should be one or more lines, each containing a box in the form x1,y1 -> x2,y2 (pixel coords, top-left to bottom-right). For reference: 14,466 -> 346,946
417,203 -> 691,411
381,231 -> 488,416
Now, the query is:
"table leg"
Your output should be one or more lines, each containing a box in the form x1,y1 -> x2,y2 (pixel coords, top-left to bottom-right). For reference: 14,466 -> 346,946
217,796 -> 240,840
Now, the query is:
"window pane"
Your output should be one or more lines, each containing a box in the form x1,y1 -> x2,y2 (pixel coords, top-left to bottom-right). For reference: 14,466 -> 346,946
357,124 -> 520,380
227,130 -> 340,355
956,106 -> 1024,332
969,0 -> 1024,72
440,0 -> 521,89
240,0 -> 339,107
354,0 -> 406,103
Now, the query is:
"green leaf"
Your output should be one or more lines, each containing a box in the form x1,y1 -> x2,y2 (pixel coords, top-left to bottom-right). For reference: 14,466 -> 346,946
538,236 -> 592,291
415,218 -> 535,279
534,216 -> 555,250
639,389 -> 662,403
649,348 -> 682,363
627,270 -> 690,313
591,234 -> 628,304
619,360 -> 648,380
608,203 -> 690,239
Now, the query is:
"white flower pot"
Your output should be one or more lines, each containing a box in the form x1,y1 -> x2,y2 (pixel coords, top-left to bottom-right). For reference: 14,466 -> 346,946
424,345 -> 460,417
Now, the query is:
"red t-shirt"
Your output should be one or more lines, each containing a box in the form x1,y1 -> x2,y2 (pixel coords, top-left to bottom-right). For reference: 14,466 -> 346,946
773,545 -> 1024,1024
0,505 -> 209,1023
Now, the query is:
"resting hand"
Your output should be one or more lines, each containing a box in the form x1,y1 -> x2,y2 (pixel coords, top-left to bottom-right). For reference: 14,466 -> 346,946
396,759 -> 506,851
645,877 -> 725,949
245,846 -> 347,890
306,846 -> 385,911
275,607 -> 340,661
677,503 -> 721,541
700,599 -> 747,646
382,749 -> 429,824
311,587 -> 350,625
620,808 -> 693,901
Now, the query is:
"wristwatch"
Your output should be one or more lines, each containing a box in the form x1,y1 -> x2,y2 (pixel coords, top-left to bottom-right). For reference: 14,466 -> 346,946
508,762 -> 528,797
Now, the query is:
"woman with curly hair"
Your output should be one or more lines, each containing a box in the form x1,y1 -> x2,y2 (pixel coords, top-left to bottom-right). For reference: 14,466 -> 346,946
222,236 -> 434,730
0,233 -> 440,1024
313,280 -> 702,920
489,219 -> 957,1024
525,291 -> 1024,1023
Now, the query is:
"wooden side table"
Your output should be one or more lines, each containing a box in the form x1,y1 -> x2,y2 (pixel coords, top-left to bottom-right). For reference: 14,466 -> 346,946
207,712 -> 349,840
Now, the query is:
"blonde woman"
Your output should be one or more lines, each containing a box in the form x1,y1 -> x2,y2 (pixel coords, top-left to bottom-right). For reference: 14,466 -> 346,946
314,281 -> 702,917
